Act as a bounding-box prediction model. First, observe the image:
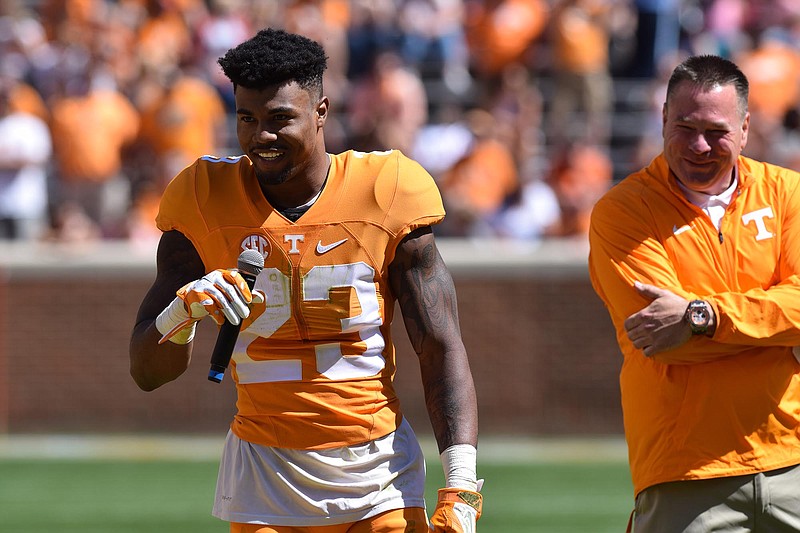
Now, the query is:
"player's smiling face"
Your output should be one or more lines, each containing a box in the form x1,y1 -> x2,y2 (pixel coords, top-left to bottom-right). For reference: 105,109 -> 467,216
235,82 -> 327,188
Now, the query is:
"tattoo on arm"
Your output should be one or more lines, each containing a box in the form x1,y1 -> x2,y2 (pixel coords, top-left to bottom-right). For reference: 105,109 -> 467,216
392,229 -> 477,450
395,235 -> 461,355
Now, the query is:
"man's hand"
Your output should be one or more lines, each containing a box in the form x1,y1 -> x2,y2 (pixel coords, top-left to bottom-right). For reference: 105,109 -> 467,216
156,269 -> 264,344
429,488 -> 482,533
178,269 -> 260,326
624,281 -> 692,356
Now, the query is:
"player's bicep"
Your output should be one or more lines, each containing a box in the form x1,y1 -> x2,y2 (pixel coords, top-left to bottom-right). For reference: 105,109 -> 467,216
389,226 -> 461,355
135,230 -> 205,324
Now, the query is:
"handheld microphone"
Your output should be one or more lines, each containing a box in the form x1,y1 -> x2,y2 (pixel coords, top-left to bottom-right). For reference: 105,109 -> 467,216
208,249 -> 264,383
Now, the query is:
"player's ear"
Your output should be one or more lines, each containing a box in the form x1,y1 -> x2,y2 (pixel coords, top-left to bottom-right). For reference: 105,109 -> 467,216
316,97 -> 329,127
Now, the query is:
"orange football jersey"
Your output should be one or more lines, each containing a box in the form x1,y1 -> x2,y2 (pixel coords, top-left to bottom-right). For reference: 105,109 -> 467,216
157,150 -> 445,449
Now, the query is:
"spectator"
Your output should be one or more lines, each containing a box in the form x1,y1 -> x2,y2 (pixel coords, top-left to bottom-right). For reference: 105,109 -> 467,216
397,0 -> 472,97
284,0 -> 351,152
438,108 -> 519,236
490,172 -> 561,240
736,31 -> 800,128
137,66 -> 227,185
486,61 -> 545,175
135,0 -> 201,75
626,0 -> 681,78
463,0 -> 549,79
703,0 -> 749,57
347,50 -> 428,154
345,0 -> 399,80
0,78 -> 52,240
0,13 -> 50,121
11,0 -> 800,247
548,0 -> 614,147
735,30 -> 800,162
7,77 -> 49,122
411,103 -> 473,181
48,68 -> 140,238
546,141 -> 612,237
193,0 -> 252,111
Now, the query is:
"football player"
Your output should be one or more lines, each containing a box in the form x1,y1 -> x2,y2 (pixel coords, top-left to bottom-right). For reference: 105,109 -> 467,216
129,28 -> 481,533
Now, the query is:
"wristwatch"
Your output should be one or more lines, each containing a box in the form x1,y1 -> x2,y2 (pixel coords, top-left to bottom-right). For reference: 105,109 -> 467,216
685,300 -> 711,335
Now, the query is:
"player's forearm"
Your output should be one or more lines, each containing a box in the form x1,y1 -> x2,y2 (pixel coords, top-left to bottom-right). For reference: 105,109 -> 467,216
390,228 -> 478,447
420,349 -> 479,453
129,320 -> 192,391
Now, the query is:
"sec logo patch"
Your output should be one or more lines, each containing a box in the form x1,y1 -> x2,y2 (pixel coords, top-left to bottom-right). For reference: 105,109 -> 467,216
241,234 -> 270,259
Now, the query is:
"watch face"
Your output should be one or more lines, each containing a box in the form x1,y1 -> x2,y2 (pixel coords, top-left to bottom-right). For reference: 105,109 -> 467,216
687,301 -> 710,333
690,307 -> 709,326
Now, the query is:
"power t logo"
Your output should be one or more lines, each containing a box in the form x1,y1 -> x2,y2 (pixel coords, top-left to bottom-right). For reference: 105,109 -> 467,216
241,234 -> 271,258
742,206 -> 775,241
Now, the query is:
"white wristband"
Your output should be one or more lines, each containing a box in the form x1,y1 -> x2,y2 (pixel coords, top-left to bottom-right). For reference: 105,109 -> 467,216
441,444 -> 478,491
155,297 -> 197,345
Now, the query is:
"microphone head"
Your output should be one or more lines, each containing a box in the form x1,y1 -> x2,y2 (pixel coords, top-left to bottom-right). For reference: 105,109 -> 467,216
237,249 -> 265,277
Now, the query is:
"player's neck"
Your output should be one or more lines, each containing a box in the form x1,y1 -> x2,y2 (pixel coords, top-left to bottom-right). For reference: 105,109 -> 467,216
261,153 -> 331,212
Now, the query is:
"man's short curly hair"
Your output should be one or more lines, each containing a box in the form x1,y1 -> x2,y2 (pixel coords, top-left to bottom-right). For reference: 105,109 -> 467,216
218,28 -> 328,94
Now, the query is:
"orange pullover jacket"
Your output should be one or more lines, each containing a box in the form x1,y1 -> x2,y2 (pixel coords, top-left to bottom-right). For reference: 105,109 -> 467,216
589,153 -> 800,496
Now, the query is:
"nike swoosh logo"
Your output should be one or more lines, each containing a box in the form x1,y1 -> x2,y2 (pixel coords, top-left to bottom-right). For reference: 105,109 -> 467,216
316,238 -> 348,254
673,224 -> 692,235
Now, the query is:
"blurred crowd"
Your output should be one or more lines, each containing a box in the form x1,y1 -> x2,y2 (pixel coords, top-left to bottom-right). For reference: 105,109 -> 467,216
2,0 -> 800,244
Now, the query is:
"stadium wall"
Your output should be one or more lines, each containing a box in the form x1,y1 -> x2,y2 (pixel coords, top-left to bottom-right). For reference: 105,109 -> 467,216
0,238 -> 623,438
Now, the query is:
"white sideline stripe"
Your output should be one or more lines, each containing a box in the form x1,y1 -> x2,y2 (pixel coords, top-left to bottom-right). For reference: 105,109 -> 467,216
0,435 -> 223,461
0,435 -> 628,463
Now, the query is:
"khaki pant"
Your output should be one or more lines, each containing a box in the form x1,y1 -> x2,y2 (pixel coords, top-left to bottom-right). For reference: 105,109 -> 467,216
631,464 -> 800,532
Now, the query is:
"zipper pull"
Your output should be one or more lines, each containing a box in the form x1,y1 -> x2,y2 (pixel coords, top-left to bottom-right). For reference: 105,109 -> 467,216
718,230 -> 724,244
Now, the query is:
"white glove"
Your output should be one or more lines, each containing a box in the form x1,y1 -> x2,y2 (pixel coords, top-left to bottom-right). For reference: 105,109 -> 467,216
156,269 -> 264,344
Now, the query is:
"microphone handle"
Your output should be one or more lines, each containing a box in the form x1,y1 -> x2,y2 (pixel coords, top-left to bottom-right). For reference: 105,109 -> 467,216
208,272 -> 257,383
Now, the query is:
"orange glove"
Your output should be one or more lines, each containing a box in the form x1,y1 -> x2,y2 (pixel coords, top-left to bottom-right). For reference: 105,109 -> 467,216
156,269 -> 264,344
429,488 -> 482,533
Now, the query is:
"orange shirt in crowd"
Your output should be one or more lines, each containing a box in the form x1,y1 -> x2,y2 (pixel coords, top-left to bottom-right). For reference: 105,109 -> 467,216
9,82 -> 49,122
139,74 -> 226,177
136,7 -> 193,69
548,143 -> 612,235
49,88 -> 140,182
551,0 -> 611,73
286,0 -> 350,30
465,0 -> 548,76
39,0 -> 102,40
737,39 -> 800,124
441,137 -> 518,216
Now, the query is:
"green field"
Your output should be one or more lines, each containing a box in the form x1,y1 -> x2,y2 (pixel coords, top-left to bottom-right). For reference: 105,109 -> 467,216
0,437 -> 633,533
